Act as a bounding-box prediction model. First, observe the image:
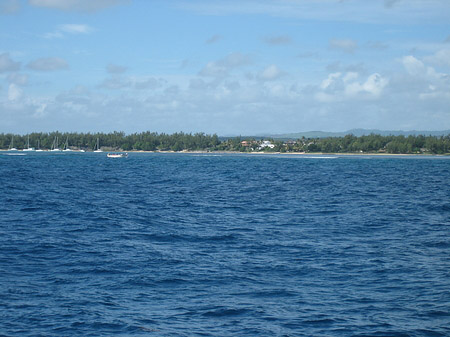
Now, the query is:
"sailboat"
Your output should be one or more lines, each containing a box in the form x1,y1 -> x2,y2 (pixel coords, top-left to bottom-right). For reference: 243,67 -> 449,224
36,139 -> 44,152
23,135 -> 35,152
8,135 -> 17,151
51,136 -> 61,152
94,138 -> 103,152
63,137 -> 72,152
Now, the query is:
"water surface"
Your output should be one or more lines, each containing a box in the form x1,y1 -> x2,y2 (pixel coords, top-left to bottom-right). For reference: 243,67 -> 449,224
0,153 -> 449,336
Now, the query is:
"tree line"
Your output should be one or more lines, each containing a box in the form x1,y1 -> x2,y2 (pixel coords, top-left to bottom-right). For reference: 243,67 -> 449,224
0,131 -> 220,152
242,134 -> 449,154
0,132 -> 449,154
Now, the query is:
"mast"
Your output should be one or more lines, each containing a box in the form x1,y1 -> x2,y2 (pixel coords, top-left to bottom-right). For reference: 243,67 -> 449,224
8,135 -> 17,151
94,137 -> 103,152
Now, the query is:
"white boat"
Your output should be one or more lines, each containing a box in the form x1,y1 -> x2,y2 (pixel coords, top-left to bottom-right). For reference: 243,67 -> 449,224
63,137 -> 72,152
107,152 -> 128,158
8,136 -> 17,151
51,136 -> 61,151
23,135 -> 35,152
94,138 -> 103,152
36,139 -> 44,152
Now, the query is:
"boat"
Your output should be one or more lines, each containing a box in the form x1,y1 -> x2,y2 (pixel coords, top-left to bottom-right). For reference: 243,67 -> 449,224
36,139 -> 44,152
63,137 -> 72,152
51,136 -> 61,151
23,135 -> 35,152
94,138 -> 103,152
107,152 -> 128,158
8,136 -> 17,151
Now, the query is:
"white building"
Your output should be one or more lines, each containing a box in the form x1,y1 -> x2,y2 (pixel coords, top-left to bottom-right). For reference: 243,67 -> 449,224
259,140 -> 275,149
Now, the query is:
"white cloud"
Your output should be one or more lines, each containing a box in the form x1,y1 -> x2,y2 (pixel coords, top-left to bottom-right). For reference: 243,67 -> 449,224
320,72 -> 342,90
44,24 -> 92,39
34,103 -> 48,118
29,0 -> 128,13
402,55 -> 425,76
345,73 -> 388,97
398,54 -> 450,104
343,72 -> 359,82
258,64 -> 284,81
0,53 -> 20,72
329,38 -> 358,53
8,84 -> 22,101
200,62 -> 227,77
59,24 -> 92,34
401,55 -> 445,81
317,71 -> 388,101
27,57 -> 69,71
199,52 -> 251,78
423,49 -> 450,67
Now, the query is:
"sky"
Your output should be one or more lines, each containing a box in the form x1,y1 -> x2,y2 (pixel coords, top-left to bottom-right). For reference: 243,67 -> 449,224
1,0 -> 449,135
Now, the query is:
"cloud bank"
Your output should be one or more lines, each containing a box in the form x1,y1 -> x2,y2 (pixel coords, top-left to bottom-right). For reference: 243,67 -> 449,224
3,49 -> 448,134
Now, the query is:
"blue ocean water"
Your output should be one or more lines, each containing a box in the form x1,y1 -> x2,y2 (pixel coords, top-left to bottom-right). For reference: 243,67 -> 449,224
0,152 -> 449,336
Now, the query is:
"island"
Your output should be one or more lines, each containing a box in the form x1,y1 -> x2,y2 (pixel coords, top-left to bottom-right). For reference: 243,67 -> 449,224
0,131 -> 449,155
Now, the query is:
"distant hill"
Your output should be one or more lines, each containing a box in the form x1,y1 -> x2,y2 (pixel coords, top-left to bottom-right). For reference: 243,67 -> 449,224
264,129 -> 450,139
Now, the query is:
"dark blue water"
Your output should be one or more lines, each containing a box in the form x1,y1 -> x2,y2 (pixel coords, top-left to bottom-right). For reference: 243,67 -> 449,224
0,152 -> 449,336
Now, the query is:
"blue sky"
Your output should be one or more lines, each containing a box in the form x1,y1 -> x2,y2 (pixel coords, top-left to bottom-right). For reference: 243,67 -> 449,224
1,0 -> 449,135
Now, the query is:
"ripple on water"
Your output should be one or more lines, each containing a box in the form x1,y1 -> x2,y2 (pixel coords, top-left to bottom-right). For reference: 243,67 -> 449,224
0,153 -> 449,336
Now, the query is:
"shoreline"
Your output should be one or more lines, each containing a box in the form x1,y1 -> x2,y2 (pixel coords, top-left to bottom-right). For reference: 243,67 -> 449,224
1,149 -> 447,156
125,150 -> 447,156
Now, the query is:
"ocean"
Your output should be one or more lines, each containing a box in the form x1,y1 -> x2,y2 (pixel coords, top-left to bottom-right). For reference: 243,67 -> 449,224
0,152 -> 449,336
